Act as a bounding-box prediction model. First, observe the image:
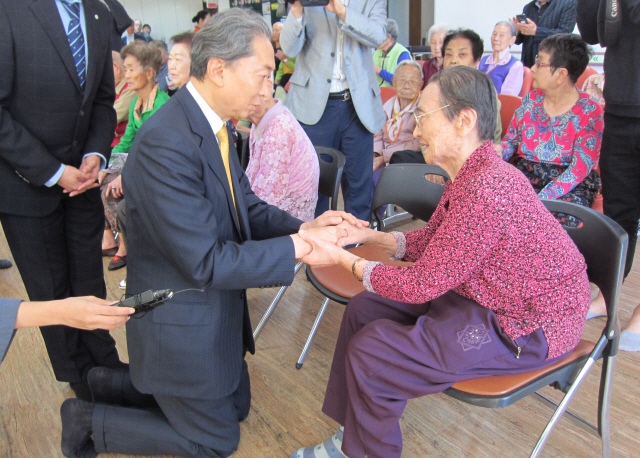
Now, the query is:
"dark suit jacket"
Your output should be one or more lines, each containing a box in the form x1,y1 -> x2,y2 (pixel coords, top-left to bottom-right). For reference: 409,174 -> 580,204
0,0 -> 116,217
122,87 -> 303,401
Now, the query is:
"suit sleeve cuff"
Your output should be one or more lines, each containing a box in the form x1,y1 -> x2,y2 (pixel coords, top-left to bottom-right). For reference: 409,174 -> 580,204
45,164 -> 66,187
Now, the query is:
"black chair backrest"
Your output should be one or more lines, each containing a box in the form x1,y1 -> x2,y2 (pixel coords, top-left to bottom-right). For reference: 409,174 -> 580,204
371,164 -> 449,228
542,200 -> 628,351
315,146 -> 346,211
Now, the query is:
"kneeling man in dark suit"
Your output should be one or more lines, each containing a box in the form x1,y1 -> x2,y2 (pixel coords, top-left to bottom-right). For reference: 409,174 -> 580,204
59,8 -> 361,458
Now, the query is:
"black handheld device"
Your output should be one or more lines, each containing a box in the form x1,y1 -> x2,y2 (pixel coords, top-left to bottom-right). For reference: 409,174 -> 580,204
114,289 -> 174,314
288,0 -> 330,6
516,14 -> 528,23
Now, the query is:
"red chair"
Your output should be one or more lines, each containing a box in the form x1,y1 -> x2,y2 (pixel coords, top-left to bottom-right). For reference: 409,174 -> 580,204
520,66 -> 533,97
380,86 -> 396,104
576,66 -> 598,90
497,94 -> 522,139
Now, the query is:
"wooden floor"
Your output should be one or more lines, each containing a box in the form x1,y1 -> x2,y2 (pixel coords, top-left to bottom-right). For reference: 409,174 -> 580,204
0,218 -> 639,458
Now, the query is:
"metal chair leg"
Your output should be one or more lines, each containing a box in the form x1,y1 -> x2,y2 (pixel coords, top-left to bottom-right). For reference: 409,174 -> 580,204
296,297 -> 330,369
599,355 -> 615,458
529,355 -> 598,458
253,262 -> 303,341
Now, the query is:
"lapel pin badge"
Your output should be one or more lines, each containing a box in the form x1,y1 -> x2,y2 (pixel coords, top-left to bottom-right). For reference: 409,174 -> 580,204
95,14 -> 99,20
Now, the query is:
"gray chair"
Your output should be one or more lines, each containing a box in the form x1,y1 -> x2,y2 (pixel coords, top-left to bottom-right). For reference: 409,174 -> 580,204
252,146 -> 346,340
444,200 -> 628,458
299,164 -> 449,368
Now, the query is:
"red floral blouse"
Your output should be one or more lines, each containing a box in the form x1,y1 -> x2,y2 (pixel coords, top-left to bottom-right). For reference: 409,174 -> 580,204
363,141 -> 591,359
501,89 -> 604,200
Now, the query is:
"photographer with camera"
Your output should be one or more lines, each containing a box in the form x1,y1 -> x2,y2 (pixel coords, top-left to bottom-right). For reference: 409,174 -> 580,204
577,0 -> 640,351
280,0 -> 387,223
511,0 -> 577,68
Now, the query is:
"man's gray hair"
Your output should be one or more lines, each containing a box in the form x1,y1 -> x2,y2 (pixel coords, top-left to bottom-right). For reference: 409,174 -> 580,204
427,23 -> 450,44
395,59 -> 423,80
190,8 -> 271,81
149,40 -> 168,54
429,67 -> 497,143
386,19 -> 399,41
495,21 -> 517,38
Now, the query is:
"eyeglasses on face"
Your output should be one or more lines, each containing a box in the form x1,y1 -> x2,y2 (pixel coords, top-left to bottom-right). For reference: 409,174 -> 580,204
414,104 -> 451,124
534,56 -> 552,68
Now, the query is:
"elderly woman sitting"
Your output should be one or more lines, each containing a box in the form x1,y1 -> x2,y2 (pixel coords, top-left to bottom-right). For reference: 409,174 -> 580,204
99,43 -> 169,271
372,60 -> 422,180
293,66 -> 590,458
421,23 -> 449,88
500,34 -> 603,209
479,21 -> 525,96
245,82 -> 319,222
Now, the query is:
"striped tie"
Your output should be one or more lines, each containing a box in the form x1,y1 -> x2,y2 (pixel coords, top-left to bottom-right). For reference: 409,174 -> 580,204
215,125 -> 237,212
60,0 -> 86,93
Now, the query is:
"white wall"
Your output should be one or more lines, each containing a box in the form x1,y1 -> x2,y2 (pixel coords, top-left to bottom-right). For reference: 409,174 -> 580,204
434,0 -> 529,53
119,0 -> 230,43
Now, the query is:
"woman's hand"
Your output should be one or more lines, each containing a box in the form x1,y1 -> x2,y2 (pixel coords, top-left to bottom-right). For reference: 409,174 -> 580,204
335,220 -> 373,247
106,174 -> 123,198
373,155 -> 385,172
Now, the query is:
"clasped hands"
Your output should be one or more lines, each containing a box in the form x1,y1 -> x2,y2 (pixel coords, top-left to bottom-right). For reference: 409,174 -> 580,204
58,154 -> 102,197
292,211 -> 372,268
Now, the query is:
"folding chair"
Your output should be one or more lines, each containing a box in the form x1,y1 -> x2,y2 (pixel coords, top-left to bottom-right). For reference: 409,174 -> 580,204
252,146 -> 346,340
444,200 -> 628,458
298,164 -> 449,368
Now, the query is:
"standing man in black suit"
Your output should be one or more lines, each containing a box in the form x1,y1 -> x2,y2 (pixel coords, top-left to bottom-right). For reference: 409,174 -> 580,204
0,0 -> 122,400
59,7 -> 361,458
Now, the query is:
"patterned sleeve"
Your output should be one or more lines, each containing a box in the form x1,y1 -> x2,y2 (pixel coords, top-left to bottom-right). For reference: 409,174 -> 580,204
538,103 -> 604,199
369,197 -> 504,303
249,115 -> 294,210
501,95 -> 526,161
387,231 -> 406,261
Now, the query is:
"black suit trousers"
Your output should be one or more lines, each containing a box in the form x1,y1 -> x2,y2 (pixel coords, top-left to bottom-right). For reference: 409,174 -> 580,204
0,188 -> 119,382
93,360 -> 251,457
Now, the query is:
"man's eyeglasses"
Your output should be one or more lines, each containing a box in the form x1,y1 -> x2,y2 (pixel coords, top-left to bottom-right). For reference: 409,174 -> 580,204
414,104 -> 450,124
534,56 -> 552,68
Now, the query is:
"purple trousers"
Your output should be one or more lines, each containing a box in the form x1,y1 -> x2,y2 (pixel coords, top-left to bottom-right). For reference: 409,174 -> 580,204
322,290 -> 564,458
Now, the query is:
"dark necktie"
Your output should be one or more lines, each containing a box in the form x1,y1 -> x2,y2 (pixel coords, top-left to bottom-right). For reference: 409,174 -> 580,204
60,0 -> 86,93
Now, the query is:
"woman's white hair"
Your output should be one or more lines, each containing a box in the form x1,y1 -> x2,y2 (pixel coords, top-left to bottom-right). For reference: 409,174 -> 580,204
427,23 -> 451,44
395,59 -> 424,80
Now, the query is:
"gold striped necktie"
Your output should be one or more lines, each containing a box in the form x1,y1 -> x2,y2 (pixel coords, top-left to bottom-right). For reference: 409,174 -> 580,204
215,125 -> 237,211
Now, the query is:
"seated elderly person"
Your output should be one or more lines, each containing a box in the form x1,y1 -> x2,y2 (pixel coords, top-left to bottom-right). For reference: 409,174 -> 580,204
373,19 -> 411,87
373,60 -> 422,182
421,23 -> 449,89
293,66 -> 590,458
479,21 -> 525,96
391,29 -> 502,165
245,82 -> 319,222
499,34 -> 603,210
99,43 -> 169,271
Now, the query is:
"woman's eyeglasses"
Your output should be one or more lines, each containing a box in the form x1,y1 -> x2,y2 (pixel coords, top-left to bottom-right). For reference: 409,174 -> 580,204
414,104 -> 450,124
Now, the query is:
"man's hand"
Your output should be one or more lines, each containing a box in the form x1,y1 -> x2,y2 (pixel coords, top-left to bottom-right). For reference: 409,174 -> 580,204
290,0 -> 303,18
519,18 -> 537,36
306,225 -> 348,245
275,49 -> 286,61
75,155 -> 102,194
374,63 -> 382,75
373,155 -> 385,172
300,210 -> 369,231
325,0 -> 347,21
58,165 -> 91,194
98,170 -> 108,185
106,174 -> 124,198
298,229 -> 350,268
